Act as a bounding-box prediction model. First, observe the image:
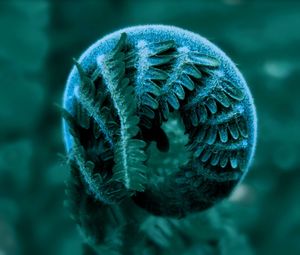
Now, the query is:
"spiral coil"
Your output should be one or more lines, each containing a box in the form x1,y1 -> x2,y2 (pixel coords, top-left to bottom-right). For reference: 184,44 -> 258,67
63,25 -> 256,219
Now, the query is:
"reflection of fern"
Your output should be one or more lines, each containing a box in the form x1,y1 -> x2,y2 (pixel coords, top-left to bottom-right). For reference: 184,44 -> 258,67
62,25 -> 256,254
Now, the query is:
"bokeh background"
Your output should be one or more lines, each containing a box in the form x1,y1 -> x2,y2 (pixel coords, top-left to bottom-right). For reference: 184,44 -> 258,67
0,0 -> 300,254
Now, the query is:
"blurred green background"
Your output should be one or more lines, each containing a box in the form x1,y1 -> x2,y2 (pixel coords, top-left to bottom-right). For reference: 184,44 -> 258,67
0,0 -> 300,254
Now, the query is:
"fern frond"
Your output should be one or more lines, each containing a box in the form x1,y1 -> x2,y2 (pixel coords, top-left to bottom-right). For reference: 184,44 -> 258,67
97,33 -> 147,191
62,107 -> 122,203
73,60 -> 115,147
154,47 -> 220,122
131,39 -> 176,128
180,68 -> 249,173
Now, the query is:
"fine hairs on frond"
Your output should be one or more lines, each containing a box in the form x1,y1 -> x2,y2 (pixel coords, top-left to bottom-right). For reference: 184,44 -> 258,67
62,25 -> 257,251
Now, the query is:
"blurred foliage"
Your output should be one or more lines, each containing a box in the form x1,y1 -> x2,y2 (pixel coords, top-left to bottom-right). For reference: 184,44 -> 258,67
0,0 -> 299,255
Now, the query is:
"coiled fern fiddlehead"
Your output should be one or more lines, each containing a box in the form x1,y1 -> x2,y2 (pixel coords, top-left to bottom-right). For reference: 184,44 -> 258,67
62,25 -> 257,249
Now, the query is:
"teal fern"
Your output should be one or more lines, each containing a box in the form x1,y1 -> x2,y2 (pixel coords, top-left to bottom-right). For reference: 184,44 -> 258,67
96,33 -> 147,191
62,25 -> 256,237
73,60 -> 115,147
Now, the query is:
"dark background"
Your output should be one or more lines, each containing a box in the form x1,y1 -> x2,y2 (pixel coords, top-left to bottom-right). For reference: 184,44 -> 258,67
0,0 -> 300,254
